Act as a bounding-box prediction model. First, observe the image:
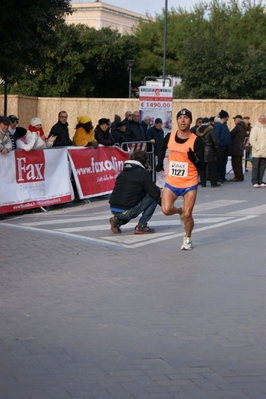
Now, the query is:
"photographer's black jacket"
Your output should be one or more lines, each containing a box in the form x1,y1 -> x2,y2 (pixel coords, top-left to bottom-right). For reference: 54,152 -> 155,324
109,160 -> 160,209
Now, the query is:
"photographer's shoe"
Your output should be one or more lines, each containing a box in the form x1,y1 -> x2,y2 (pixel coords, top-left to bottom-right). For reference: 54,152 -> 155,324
109,216 -> 121,234
134,224 -> 155,234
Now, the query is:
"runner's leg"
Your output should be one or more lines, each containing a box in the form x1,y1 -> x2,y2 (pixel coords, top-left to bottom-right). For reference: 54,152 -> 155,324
161,187 -> 182,216
182,189 -> 198,238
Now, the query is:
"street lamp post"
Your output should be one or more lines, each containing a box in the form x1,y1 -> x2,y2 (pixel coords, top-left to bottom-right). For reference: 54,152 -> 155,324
162,0 -> 168,86
0,74 -> 8,115
125,59 -> 135,98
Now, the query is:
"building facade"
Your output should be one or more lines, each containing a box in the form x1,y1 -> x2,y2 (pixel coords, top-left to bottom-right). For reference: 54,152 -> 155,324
65,1 -> 150,34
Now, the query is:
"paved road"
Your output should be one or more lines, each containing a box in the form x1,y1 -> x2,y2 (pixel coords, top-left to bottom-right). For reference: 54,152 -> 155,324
1,173 -> 266,399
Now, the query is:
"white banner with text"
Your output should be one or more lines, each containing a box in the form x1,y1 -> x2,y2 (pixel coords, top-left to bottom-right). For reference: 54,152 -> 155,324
139,85 -> 173,134
0,148 -> 74,214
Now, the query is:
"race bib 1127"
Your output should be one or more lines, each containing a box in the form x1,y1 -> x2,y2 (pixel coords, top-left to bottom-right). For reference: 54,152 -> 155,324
169,160 -> 188,177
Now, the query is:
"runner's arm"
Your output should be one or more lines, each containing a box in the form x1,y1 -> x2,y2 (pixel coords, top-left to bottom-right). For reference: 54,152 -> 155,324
156,133 -> 170,171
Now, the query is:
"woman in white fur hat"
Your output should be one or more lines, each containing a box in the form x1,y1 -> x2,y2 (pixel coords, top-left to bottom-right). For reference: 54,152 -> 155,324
16,118 -> 56,150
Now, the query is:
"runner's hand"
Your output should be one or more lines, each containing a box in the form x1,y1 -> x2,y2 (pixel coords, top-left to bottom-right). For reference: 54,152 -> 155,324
155,164 -> 164,172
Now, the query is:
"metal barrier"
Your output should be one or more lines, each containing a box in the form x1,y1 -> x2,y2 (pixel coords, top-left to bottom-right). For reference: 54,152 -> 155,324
121,140 -> 156,182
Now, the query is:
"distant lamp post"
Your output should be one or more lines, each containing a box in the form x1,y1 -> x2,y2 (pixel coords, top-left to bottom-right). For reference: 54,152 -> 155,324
162,0 -> 168,86
125,59 -> 135,98
0,74 -> 7,115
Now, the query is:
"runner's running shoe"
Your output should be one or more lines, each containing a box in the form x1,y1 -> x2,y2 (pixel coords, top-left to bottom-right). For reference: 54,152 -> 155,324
181,236 -> 193,250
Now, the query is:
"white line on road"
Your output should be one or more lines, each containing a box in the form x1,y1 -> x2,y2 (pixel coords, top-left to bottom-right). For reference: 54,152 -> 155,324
18,200 -> 246,227
1,215 -> 257,249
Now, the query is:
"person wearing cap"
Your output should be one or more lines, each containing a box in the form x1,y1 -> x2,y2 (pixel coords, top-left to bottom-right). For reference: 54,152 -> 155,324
190,117 -> 203,134
156,108 -> 205,250
112,121 -> 129,148
48,111 -> 73,147
14,127 -> 28,143
110,114 -> 121,134
196,118 -> 220,187
16,122 -> 56,151
125,111 -> 146,142
73,115 -> 98,148
28,117 -> 47,141
214,110 -> 231,183
229,115 -> 246,181
146,118 -> 165,155
29,117 -> 56,148
209,116 -> 215,126
249,114 -> 266,188
8,114 -> 19,149
94,118 -> 115,146
0,116 -> 12,154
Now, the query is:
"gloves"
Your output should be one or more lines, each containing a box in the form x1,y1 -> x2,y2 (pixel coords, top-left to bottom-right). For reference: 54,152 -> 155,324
187,148 -> 199,165
87,142 -> 99,149
155,164 -> 164,172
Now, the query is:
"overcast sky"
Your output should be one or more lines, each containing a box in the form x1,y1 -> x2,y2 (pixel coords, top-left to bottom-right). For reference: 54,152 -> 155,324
71,0 -> 202,16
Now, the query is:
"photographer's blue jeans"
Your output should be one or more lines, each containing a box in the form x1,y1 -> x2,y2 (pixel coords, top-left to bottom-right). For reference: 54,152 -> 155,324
112,193 -> 160,227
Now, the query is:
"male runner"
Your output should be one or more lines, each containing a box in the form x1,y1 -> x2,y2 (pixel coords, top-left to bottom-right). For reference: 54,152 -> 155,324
156,108 -> 205,250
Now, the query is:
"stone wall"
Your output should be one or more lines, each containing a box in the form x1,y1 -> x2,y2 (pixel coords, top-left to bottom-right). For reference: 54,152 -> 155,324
1,95 -> 266,138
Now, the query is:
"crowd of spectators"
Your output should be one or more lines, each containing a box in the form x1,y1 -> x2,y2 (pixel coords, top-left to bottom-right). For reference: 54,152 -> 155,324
1,109 -> 266,188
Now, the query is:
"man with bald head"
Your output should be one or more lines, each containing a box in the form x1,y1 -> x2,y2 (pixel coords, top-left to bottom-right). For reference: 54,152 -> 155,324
126,111 -> 146,142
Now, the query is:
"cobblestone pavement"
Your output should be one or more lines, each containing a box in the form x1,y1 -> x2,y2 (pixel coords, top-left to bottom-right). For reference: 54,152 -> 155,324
1,175 -> 266,399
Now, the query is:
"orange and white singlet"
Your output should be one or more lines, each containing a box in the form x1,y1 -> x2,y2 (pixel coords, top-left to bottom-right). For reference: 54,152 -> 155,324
166,131 -> 198,188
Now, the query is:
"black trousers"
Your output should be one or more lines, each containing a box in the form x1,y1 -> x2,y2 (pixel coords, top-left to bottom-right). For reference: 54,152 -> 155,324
217,146 -> 229,181
231,156 -> 244,180
251,157 -> 266,184
199,162 -> 218,186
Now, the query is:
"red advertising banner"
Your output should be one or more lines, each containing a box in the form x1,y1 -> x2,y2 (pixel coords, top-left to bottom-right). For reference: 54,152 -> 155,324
68,146 -> 130,199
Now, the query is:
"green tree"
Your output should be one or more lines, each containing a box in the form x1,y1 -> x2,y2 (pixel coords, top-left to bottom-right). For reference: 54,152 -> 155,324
175,0 -> 266,98
134,0 -> 266,99
0,0 -> 71,80
9,25 -> 140,98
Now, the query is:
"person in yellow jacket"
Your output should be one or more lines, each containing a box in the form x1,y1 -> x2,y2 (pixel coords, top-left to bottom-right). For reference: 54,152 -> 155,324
156,108 -> 205,250
73,115 -> 98,148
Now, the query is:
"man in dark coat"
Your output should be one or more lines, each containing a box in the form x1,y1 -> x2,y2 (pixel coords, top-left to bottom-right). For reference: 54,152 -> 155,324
109,150 -> 160,234
146,117 -> 165,155
229,115 -> 246,181
125,111 -> 146,142
196,119 -> 220,187
214,109 -> 231,183
48,111 -> 72,147
112,121 -> 130,150
141,116 -> 151,134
